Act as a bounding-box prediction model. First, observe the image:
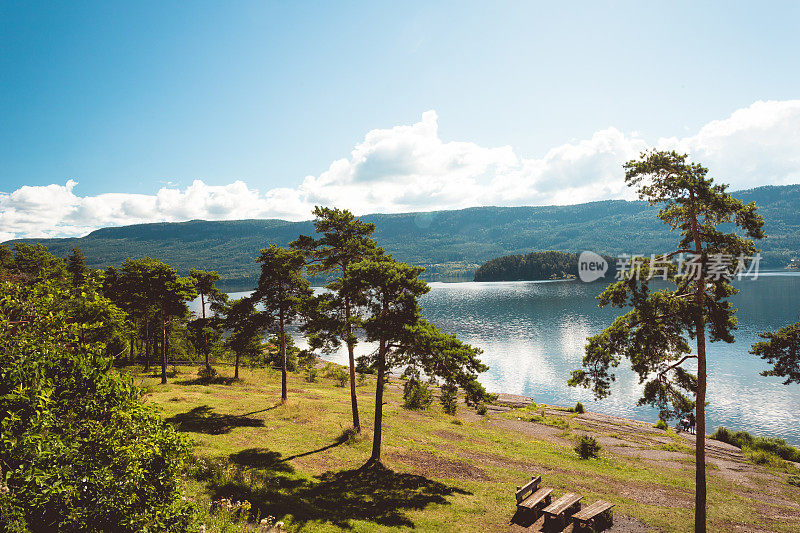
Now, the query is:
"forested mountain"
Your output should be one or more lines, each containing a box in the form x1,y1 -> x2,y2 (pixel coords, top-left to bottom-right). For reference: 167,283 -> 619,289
5,184 -> 799,288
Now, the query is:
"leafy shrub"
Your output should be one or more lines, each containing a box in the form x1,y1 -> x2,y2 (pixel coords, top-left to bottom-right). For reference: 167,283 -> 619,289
440,383 -> 458,415
0,277 -> 195,532
574,402 -> 585,414
788,474 -> 800,487
330,368 -> 349,387
402,378 -> 434,410
654,418 -> 669,431
357,371 -> 368,385
743,448 -> 787,469
197,364 -> 218,382
574,435 -> 601,459
476,402 -> 488,415
711,426 -> 733,444
711,427 -> 800,463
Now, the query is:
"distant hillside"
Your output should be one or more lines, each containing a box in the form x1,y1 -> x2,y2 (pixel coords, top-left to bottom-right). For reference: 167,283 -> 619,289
5,184 -> 799,289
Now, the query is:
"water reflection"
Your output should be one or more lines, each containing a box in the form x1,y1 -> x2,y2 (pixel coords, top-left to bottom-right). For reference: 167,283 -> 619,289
194,273 -> 800,444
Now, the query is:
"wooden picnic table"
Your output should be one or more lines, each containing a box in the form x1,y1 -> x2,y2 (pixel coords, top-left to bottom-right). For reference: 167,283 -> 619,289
572,500 -> 614,532
542,492 -> 582,529
515,476 -> 553,513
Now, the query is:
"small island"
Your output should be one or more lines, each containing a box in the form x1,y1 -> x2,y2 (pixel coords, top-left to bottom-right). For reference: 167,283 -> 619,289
473,250 -> 582,281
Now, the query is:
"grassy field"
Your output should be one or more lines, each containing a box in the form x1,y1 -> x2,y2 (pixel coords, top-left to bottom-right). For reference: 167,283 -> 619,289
126,365 -> 800,533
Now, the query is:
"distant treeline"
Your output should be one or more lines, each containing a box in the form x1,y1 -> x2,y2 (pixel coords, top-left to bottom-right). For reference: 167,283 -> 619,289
474,251 -> 582,281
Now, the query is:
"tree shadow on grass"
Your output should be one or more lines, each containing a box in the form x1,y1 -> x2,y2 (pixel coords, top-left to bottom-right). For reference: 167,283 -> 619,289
175,376 -> 240,385
229,448 -> 295,473
166,405 -> 265,435
209,456 -> 471,529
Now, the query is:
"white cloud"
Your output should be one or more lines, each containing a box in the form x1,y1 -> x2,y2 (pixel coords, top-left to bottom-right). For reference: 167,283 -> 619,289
2,99 -> 799,240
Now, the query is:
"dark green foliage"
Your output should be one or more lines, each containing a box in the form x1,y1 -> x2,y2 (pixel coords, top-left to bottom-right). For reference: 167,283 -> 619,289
7,184 -> 799,287
574,401 -> 585,414
304,367 -> 318,383
342,251 -> 490,463
265,333 -> 300,371
439,383 -> 458,415
294,206 -> 380,433
0,274 -> 194,532
253,245 -> 313,402
568,151 -> 766,532
0,244 -> 13,270
402,373 -> 434,410
476,402 -> 488,415
475,250 -> 581,281
9,243 -> 67,280
221,297 -> 267,379
788,475 -> 800,487
655,418 -> 669,430
574,436 -> 601,459
711,427 -> 800,462
188,269 -> 227,372
197,365 -> 219,383
65,246 -> 88,286
750,322 -> 800,384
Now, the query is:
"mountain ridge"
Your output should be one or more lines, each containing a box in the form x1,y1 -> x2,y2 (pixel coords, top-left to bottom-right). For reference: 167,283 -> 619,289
5,184 -> 799,289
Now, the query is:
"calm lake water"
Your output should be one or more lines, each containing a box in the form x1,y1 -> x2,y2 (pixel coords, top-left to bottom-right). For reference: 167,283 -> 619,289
213,273 -> 800,444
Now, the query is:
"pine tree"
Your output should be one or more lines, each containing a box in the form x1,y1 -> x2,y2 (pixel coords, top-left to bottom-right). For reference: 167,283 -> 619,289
568,150 -> 764,533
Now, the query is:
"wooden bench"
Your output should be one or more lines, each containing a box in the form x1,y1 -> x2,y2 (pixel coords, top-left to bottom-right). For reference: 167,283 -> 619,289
514,476 -> 553,517
571,500 -> 614,532
542,492 -> 582,529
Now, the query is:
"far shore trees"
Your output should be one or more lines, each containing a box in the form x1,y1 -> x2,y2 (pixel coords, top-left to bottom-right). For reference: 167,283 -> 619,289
253,245 -> 312,403
568,150 -> 764,533
292,207 -> 379,433
342,252 -> 489,465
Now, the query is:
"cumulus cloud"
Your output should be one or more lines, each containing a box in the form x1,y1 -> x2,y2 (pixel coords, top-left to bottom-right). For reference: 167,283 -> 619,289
2,100 -> 799,240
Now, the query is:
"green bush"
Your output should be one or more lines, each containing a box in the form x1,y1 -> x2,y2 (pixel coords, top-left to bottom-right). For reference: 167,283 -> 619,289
0,277 -> 195,532
574,402 -> 585,414
197,364 -> 218,382
788,474 -> 800,487
476,402 -> 488,416
574,435 -> 601,459
440,383 -> 458,415
711,426 -> 733,444
402,378 -> 434,410
711,427 -> 800,463
327,367 -> 348,387
654,418 -> 669,431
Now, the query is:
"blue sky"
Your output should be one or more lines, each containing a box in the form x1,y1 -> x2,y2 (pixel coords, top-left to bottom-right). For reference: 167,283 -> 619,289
1,1 -> 799,239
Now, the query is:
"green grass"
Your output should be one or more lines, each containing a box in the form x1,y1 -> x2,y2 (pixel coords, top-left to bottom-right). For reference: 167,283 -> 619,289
123,365 -> 800,532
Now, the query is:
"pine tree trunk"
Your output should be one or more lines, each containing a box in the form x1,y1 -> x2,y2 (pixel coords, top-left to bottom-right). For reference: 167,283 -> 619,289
235,352 -> 240,380
345,296 -> 361,432
690,199 -> 707,533
160,310 -> 167,385
280,311 -> 287,403
370,337 -> 386,465
201,292 -> 210,371
144,322 -> 150,372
